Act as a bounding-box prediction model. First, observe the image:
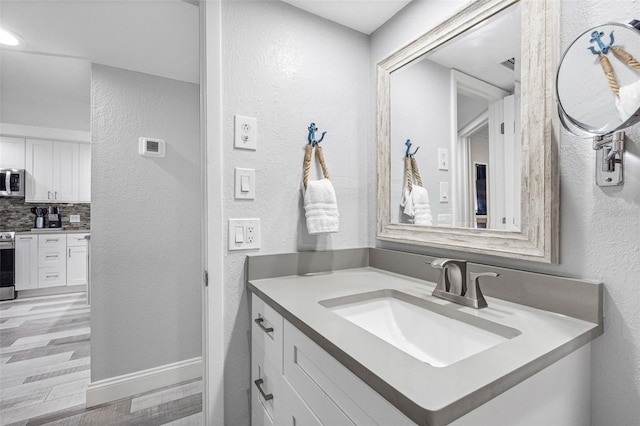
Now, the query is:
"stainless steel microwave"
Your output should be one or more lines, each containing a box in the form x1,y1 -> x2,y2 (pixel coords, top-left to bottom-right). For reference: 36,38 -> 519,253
0,169 -> 25,197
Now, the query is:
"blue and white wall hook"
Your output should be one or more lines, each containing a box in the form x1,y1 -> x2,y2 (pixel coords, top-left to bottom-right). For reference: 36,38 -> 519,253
588,30 -> 615,55
405,139 -> 420,157
308,122 -> 327,146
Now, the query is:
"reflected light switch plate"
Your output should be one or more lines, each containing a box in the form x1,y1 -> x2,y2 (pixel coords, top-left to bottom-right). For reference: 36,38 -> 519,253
439,182 -> 449,203
438,148 -> 449,170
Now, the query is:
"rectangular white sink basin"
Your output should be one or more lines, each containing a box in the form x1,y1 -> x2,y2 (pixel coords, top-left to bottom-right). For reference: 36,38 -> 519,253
320,290 -> 520,367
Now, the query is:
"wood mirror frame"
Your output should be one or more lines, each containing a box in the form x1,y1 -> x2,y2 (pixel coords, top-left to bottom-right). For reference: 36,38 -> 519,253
376,0 -> 559,263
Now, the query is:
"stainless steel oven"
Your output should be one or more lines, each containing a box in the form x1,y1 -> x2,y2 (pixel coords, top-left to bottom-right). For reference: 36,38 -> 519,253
0,169 -> 25,197
0,232 -> 16,301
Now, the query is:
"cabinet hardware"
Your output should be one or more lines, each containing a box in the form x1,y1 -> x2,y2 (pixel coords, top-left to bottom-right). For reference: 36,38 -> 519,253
254,378 -> 273,401
48,191 -> 51,200
254,317 -> 274,334
69,248 -> 71,258
55,191 -> 58,199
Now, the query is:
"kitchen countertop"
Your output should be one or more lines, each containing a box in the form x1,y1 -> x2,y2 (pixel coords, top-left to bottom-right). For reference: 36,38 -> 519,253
248,267 -> 602,425
16,229 -> 90,234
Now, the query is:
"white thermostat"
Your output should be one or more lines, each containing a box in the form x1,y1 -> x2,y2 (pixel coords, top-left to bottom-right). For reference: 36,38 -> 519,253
139,137 -> 166,157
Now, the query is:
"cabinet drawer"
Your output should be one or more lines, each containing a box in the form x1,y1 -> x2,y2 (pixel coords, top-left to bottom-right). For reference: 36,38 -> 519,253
251,293 -> 283,368
38,267 -> 67,288
38,234 -> 66,249
252,337 -> 280,426
279,380 -> 323,426
283,321 -> 413,426
38,248 -> 65,267
67,233 -> 89,247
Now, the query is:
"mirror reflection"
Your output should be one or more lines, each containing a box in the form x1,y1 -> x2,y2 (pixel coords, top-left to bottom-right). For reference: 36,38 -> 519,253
557,22 -> 640,135
390,2 -> 521,230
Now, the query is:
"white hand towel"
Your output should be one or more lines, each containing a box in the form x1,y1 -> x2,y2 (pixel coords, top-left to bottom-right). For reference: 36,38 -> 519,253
616,79 -> 640,120
304,178 -> 339,234
410,185 -> 433,226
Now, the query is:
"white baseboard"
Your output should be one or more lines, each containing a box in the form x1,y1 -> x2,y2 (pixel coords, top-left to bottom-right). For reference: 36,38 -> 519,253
86,357 -> 202,407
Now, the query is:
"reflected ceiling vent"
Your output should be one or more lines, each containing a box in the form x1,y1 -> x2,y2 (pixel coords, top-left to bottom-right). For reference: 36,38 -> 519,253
499,57 -> 516,71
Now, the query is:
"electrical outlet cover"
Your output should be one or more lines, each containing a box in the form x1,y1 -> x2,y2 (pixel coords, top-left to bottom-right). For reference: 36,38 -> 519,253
228,218 -> 260,250
234,115 -> 257,150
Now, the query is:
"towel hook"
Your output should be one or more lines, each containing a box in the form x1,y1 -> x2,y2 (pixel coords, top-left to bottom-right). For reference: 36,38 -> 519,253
308,122 -> 327,147
405,139 -> 420,157
588,30 -> 615,55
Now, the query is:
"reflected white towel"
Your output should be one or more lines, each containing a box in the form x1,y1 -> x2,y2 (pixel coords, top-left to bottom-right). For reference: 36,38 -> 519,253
304,178 -> 339,234
616,79 -> 640,120
409,186 -> 433,226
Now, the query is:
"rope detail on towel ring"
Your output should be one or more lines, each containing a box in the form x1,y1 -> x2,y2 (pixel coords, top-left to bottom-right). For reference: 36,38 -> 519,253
599,53 -> 620,95
611,46 -> 640,72
303,144 -> 331,190
410,157 -> 423,187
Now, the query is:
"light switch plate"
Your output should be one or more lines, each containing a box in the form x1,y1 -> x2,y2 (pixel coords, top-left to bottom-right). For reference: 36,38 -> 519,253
439,182 -> 449,203
437,148 -> 449,170
234,115 -> 257,150
234,168 -> 255,200
228,218 -> 260,250
437,214 -> 451,224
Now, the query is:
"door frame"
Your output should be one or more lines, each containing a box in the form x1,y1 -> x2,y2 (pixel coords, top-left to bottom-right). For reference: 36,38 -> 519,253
201,1 -> 224,424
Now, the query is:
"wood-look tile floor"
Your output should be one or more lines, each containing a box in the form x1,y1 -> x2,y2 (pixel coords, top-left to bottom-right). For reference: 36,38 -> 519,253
0,292 -> 202,425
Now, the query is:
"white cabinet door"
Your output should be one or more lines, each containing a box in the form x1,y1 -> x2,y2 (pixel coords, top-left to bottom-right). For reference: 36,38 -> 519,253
78,144 -> 91,203
15,235 -> 38,291
53,142 -> 79,202
67,245 -> 87,286
0,136 -> 26,169
25,139 -> 54,202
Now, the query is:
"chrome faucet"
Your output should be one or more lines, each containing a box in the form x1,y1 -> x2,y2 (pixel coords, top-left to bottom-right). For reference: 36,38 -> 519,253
430,258 -> 498,309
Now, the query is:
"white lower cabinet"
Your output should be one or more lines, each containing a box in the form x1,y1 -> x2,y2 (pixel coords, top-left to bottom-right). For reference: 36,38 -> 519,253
37,234 -> 66,288
14,233 -> 90,291
251,293 -> 591,426
66,233 -> 89,286
15,235 -> 38,291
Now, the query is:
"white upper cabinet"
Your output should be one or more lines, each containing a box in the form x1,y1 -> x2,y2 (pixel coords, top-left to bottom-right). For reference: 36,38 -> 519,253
0,136 -> 26,169
78,143 -> 91,202
25,139 -> 83,203
53,141 -> 79,202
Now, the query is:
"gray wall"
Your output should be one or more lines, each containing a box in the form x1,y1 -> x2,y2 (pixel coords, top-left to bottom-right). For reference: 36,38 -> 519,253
390,58 -> 452,223
371,1 -> 640,424
221,1 -> 371,423
90,64 -> 201,381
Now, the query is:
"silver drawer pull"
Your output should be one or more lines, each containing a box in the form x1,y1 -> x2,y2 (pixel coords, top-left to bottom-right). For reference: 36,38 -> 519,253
254,317 -> 274,334
254,378 -> 273,401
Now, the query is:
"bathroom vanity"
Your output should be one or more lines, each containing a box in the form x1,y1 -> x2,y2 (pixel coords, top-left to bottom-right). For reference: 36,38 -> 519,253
247,249 -> 602,426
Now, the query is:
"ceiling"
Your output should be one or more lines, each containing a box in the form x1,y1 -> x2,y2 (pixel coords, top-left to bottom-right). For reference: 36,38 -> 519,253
0,0 -> 199,84
281,0 -> 412,34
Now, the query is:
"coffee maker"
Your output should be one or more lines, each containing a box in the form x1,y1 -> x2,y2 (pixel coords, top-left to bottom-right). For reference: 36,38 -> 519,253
48,206 -> 62,228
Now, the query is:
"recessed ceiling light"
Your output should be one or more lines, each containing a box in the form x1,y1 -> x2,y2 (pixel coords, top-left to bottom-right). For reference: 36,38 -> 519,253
0,28 -> 21,46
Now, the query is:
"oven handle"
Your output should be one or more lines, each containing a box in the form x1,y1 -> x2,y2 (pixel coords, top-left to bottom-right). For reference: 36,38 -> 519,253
0,241 -> 15,250
5,171 -> 10,195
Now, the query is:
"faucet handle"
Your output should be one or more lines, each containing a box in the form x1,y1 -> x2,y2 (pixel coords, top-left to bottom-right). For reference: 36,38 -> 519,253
466,272 -> 499,309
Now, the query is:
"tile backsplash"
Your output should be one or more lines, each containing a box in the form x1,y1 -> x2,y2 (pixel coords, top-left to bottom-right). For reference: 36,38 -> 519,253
0,198 -> 90,231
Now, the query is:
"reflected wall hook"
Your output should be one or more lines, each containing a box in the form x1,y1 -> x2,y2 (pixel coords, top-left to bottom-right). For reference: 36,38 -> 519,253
307,122 -> 327,146
405,139 -> 420,157
588,30 -> 615,55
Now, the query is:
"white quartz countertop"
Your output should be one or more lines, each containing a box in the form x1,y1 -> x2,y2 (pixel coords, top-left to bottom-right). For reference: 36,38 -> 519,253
248,267 -> 601,425
16,229 -> 90,234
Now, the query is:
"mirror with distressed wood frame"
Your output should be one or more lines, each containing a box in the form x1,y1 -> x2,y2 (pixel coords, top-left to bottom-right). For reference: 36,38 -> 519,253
376,0 -> 559,263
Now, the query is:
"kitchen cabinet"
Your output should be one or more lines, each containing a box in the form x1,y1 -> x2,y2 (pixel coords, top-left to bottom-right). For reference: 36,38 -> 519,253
66,233 -> 88,286
0,136 -> 25,169
78,143 -> 91,202
15,235 -> 38,291
25,139 -> 79,203
37,234 -> 67,288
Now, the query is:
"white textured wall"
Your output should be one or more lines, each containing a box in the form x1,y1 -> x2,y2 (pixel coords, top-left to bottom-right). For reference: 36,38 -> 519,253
372,1 -> 640,424
90,65 -> 202,381
221,1 -> 371,423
